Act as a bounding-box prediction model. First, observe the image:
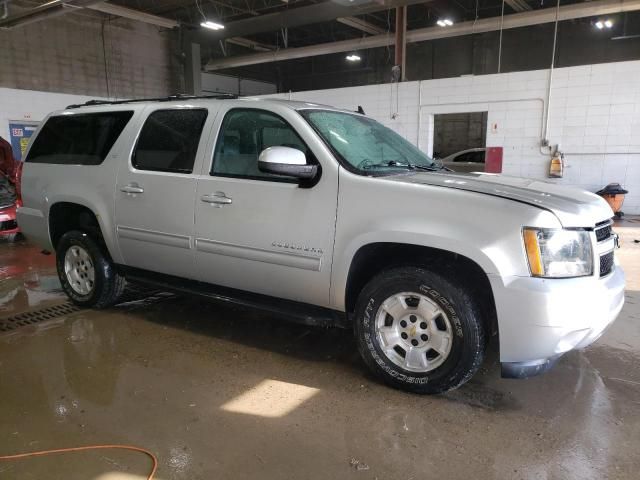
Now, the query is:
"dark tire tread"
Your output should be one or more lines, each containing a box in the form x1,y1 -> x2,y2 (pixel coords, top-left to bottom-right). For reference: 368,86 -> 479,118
56,230 -> 125,309
354,266 -> 485,394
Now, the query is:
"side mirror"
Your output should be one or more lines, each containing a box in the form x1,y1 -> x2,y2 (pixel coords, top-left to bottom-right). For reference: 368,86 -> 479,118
258,146 -> 318,180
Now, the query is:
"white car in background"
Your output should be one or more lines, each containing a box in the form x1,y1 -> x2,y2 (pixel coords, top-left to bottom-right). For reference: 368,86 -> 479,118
439,147 -> 486,173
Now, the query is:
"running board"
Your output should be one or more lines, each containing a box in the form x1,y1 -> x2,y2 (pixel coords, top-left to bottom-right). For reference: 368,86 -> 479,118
117,266 -> 349,329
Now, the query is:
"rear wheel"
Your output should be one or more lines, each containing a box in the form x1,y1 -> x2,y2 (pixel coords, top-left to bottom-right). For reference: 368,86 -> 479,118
56,230 -> 125,308
354,266 -> 485,394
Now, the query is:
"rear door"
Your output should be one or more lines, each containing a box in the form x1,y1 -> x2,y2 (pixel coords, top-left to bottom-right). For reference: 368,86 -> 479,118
192,106 -> 338,307
115,106 -> 212,278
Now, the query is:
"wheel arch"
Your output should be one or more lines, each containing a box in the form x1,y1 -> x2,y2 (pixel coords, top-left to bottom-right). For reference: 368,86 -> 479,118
48,200 -> 119,262
339,241 -> 498,337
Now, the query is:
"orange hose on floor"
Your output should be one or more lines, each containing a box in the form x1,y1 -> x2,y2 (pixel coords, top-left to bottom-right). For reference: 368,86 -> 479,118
0,444 -> 158,479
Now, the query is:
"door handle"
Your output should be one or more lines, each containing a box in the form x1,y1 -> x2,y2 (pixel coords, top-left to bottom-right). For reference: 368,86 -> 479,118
120,184 -> 144,194
201,193 -> 232,205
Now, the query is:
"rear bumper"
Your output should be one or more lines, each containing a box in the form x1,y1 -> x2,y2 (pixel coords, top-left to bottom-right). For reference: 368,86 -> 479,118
490,263 -> 625,372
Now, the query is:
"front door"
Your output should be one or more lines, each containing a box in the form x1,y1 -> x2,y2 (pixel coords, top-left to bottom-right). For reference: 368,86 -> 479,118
115,107 -> 211,278
193,107 -> 338,307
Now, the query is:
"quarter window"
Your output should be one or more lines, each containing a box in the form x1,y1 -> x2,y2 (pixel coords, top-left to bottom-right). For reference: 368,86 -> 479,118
212,109 -> 309,180
133,109 -> 208,174
26,111 -> 133,165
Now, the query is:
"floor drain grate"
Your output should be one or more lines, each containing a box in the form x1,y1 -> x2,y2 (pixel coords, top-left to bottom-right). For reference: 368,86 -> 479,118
0,302 -> 81,332
0,285 -> 175,333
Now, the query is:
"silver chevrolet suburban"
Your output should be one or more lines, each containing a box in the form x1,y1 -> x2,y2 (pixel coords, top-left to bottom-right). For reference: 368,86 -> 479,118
17,96 -> 625,394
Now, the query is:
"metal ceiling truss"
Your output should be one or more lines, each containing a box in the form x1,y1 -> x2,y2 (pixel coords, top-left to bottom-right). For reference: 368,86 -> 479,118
203,0 -> 640,70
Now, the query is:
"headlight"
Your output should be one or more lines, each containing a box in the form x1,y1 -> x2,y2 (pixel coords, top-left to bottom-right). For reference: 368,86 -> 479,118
523,228 -> 593,278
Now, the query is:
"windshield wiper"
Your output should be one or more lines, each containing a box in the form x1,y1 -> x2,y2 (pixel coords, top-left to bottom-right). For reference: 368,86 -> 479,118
411,163 -> 453,172
363,161 -> 413,170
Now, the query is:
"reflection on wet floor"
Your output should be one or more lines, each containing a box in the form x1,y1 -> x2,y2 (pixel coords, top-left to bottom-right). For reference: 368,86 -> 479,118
1,222 -> 639,480
0,237 -> 62,316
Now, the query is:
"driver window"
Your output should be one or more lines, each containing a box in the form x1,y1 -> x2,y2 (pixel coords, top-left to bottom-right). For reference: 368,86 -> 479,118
212,109 -> 309,180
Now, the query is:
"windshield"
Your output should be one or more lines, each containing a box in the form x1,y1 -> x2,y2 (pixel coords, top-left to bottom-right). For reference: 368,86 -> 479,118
299,109 -> 435,174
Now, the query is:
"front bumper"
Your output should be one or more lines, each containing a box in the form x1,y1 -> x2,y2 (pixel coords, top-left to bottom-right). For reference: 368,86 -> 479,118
0,204 -> 20,236
489,263 -> 625,377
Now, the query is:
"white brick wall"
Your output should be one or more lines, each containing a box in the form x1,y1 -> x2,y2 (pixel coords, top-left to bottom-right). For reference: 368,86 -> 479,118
267,60 -> 640,214
2,59 -> 638,214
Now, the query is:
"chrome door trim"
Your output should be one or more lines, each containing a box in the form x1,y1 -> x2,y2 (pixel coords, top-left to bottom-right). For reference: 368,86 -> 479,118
195,238 -> 322,272
117,225 -> 192,249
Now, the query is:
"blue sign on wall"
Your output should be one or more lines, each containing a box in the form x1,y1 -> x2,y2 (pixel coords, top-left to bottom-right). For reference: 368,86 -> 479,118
9,122 -> 39,161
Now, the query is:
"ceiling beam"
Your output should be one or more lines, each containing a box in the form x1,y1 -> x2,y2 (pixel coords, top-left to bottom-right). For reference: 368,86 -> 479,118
336,16 -> 386,35
504,0 -> 532,12
0,0 -> 102,28
226,36 -> 275,52
187,0 -> 433,43
86,2 -> 179,28
205,0 -> 640,70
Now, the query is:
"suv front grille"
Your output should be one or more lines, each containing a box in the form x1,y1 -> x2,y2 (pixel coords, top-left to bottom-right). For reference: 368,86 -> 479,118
600,251 -> 614,277
0,219 -> 17,232
594,220 -> 613,242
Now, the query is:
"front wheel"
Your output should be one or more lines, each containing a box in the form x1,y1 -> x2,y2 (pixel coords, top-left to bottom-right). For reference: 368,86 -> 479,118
56,230 -> 125,308
354,267 -> 485,394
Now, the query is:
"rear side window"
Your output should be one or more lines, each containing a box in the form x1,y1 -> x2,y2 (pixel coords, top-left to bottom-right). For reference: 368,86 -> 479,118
132,109 -> 208,174
26,111 -> 133,165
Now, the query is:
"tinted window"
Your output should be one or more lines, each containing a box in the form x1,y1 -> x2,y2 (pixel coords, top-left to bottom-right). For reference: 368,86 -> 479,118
212,109 -> 309,180
26,111 -> 133,165
454,151 -> 485,163
133,109 -> 208,174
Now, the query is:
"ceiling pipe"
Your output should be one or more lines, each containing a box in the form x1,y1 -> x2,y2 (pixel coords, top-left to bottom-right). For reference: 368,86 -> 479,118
205,0 -> 640,70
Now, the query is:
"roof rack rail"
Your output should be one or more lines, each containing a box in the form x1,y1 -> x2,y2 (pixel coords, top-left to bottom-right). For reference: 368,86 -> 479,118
66,93 -> 238,109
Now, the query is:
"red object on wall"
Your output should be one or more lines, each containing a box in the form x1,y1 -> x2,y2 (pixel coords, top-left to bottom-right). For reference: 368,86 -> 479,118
484,147 -> 503,174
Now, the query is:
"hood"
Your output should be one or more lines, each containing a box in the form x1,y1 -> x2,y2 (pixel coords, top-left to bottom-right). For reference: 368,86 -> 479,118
386,172 -> 613,227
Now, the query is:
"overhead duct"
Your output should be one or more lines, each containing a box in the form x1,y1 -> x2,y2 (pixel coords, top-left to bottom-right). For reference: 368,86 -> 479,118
205,0 -> 640,70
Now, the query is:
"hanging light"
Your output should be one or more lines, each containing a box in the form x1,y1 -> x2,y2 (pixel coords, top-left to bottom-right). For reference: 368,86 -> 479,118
594,19 -> 613,29
201,20 -> 225,30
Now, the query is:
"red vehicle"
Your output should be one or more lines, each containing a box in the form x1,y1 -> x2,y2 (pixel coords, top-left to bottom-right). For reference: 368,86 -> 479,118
0,136 -> 21,240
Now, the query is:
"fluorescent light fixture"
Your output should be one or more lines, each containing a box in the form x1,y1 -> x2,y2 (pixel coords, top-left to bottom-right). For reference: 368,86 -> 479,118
604,19 -> 613,28
346,54 -> 361,61
201,20 -> 224,30
437,18 -> 453,27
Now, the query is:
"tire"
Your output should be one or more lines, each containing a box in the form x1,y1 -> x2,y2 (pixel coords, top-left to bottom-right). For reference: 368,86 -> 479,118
56,230 -> 125,308
354,266 -> 485,394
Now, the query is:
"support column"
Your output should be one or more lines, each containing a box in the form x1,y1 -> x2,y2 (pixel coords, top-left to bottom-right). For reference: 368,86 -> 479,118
394,6 -> 407,81
184,42 -> 202,95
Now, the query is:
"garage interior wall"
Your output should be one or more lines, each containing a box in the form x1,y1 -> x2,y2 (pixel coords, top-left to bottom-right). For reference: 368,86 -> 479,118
264,59 -> 640,214
0,14 -> 179,99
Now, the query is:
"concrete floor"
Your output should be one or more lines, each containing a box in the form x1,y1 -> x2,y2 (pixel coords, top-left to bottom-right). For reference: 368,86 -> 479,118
1,219 -> 639,480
